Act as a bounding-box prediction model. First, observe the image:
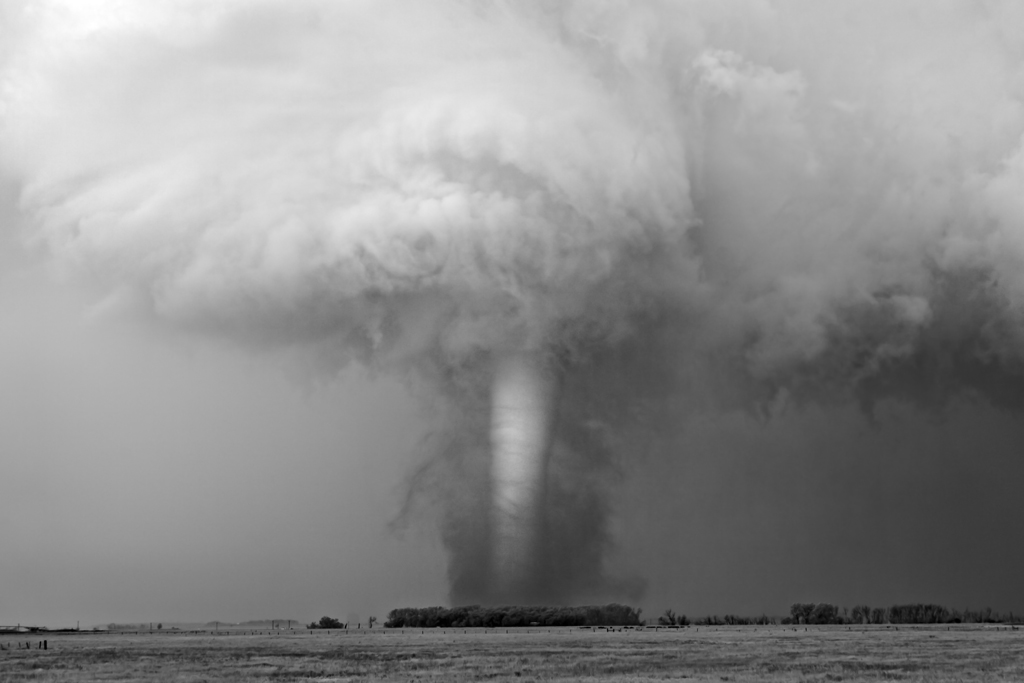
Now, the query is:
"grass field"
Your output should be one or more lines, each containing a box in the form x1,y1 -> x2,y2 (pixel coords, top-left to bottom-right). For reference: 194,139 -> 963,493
2,624 -> 1022,682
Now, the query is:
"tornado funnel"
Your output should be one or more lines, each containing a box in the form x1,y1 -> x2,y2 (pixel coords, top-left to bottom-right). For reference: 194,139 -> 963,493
489,351 -> 558,600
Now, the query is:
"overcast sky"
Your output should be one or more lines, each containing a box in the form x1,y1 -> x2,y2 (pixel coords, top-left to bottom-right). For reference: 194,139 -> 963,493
3,0 -> 1024,626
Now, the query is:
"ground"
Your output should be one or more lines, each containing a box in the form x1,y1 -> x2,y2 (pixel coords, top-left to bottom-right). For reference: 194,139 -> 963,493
1,624 -> 1022,682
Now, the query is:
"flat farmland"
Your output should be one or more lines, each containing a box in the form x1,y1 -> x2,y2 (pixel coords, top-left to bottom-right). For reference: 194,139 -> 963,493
2,625 -> 1022,682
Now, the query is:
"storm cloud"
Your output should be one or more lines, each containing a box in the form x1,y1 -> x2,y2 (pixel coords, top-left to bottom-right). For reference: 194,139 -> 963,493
4,0 -> 1024,610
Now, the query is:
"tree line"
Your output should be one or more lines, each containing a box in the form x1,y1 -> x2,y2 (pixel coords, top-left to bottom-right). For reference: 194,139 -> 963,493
307,616 -> 376,629
333,602 -> 1017,631
789,603 -> 1016,625
384,604 -> 643,628
657,611 -> 774,626
655,603 -> 1019,626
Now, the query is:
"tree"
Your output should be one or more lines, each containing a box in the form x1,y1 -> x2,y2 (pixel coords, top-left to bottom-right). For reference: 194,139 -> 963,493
309,616 -> 343,629
810,603 -> 838,625
850,605 -> 871,624
368,616 -> 377,629
790,603 -> 815,624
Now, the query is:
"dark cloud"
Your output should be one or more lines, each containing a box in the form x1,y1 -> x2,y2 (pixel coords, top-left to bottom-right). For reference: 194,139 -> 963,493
4,0 -> 1024,612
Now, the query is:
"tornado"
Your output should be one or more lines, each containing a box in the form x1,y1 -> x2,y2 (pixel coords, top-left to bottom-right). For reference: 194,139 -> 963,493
9,0 -> 1024,610
489,351 -> 558,600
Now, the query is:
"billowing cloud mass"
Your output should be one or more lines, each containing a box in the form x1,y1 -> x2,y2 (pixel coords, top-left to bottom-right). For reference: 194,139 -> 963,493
4,0 -> 1024,607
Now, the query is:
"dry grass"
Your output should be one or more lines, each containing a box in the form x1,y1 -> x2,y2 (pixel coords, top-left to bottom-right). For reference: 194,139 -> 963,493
1,624 -> 1022,682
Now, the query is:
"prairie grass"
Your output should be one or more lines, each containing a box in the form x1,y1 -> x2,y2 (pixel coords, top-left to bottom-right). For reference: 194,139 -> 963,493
1,624 -> 1021,682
